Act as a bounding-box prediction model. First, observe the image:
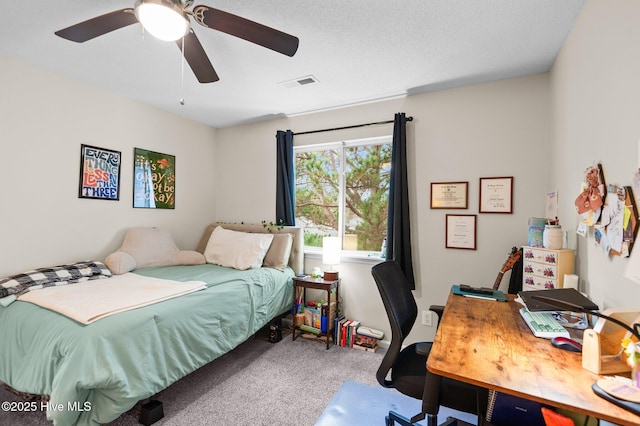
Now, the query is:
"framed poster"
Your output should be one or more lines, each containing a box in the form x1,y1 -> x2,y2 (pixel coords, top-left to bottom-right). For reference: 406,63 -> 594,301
446,214 -> 477,250
479,176 -> 513,213
78,144 -> 121,200
430,181 -> 468,209
133,148 -> 175,209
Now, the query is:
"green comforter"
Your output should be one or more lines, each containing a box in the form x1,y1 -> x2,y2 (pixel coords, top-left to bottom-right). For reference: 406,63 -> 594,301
0,264 -> 293,425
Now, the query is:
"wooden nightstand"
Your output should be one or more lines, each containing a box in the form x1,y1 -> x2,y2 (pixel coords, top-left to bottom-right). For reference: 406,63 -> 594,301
291,276 -> 339,349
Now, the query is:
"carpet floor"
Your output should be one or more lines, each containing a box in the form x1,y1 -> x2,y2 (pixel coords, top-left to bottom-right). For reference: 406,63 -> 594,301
0,330 -> 393,425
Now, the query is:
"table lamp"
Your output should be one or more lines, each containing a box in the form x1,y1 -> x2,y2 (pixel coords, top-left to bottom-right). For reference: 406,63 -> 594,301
322,236 -> 341,281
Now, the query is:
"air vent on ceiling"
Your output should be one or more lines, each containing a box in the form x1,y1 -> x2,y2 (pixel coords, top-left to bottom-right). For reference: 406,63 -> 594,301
278,75 -> 319,89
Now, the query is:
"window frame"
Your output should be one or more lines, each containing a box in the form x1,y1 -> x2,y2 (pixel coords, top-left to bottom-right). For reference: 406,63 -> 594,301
294,135 -> 392,260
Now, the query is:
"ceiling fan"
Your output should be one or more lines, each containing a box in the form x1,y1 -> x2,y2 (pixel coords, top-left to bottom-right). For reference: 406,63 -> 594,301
55,0 -> 299,83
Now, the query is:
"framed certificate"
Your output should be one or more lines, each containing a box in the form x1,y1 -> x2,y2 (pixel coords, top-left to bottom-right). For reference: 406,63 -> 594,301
430,181 -> 468,209
479,177 -> 513,214
446,214 -> 477,250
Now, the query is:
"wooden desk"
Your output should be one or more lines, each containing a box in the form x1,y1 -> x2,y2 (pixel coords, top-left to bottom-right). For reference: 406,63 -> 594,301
427,292 -> 640,426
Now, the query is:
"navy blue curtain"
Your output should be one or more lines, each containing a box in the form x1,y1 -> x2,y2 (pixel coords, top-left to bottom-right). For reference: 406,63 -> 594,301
386,113 -> 415,289
276,130 -> 295,225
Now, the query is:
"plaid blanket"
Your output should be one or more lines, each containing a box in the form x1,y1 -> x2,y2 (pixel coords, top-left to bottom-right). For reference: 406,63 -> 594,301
0,261 -> 112,299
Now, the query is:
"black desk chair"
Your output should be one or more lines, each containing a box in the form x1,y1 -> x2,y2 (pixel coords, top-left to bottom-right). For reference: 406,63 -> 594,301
371,260 -> 483,426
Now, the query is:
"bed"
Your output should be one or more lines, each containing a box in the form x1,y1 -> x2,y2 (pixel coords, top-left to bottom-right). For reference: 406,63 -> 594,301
0,222 -> 303,426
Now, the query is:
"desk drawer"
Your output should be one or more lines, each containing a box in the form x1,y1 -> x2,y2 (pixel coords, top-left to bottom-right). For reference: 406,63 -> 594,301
523,260 -> 558,279
523,273 -> 558,290
523,248 -> 559,265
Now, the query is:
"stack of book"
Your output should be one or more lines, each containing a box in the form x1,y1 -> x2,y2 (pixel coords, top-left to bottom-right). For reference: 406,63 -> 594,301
333,316 -> 382,352
353,333 -> 380,352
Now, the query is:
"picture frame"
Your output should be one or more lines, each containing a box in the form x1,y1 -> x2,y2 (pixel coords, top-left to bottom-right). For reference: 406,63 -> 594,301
78,144 -> 121,201
133,148 -> 176,209
446,214 -> 477,250
430,181 -> 468,209
479,176 -> 513,214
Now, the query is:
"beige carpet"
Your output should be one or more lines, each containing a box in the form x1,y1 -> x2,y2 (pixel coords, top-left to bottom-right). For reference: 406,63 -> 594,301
0,329 -> 385,425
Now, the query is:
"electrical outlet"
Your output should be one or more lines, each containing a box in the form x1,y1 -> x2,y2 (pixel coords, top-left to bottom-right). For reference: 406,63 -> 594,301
422,310 -> 432,326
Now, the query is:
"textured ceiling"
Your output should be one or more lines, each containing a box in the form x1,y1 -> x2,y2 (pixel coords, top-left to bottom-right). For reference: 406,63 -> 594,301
0,0 -> 586,128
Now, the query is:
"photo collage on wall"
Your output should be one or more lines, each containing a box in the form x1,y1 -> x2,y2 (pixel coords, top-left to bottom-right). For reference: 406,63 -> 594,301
575,163 -> 639,257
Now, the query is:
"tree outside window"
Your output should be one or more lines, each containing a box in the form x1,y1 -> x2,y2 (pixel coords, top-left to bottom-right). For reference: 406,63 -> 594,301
295,137 -> 391,253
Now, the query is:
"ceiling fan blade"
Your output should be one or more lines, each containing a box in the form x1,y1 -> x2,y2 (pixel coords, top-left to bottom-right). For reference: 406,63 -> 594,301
55,9 -> 138,43
177,30 -> 219,83
193,6 -> 299,57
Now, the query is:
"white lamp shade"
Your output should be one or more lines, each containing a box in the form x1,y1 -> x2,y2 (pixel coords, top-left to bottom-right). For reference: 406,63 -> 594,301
135,0 -> 190,41
322,237 -> 341,267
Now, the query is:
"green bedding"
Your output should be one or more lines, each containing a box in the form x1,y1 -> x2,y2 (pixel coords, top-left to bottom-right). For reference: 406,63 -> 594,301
0,264 -> 293,425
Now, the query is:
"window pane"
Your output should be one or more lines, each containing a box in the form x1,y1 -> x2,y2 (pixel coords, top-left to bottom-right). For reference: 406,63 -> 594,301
344,144 -> 391,251
295,149 -> 339,247
295,139 -> 391,253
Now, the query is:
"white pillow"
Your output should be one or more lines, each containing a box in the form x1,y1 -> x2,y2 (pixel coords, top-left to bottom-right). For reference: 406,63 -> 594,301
204,227 -> 274,270
104,227 -> 206,275
120,227 -> 179,268
262,233 -> 293,271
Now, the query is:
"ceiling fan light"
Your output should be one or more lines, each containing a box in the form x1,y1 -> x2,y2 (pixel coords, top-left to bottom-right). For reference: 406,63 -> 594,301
135,0 -> 190,42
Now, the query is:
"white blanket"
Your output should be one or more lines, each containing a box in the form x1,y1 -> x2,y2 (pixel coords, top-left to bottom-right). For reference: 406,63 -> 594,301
18,272 -> 206,324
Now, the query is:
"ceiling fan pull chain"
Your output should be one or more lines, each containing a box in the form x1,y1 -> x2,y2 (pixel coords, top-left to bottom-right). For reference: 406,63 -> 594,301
180,35 -> 185,106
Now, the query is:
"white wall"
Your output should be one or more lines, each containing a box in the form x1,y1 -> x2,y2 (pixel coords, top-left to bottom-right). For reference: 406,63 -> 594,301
215,74 -> 550,343
550,0 -> 640,310
215,1 -> 640,343
0,55 -> 218,277
5,0 -> 638,347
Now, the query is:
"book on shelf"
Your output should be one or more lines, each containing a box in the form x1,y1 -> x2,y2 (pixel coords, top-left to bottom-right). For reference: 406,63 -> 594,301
337,317 -> 348,346
303,308 -> 312,327
334,318 -> 367,348
348,321 -> 360,347
333,318 -> 383,351
333,315 -> 345,344
343,320 -> 351,347
319,301 -> 337,333
341,320 -> 351,347
321,303 -> 328,333
304,306 -> 322,329
302,301 -> 337,334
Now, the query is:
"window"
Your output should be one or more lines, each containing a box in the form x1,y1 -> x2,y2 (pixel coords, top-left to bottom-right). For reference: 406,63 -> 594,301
294,136 -> 391,254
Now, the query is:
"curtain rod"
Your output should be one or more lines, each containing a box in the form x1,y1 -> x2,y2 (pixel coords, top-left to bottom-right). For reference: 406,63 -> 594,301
293,116 -> 413,136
